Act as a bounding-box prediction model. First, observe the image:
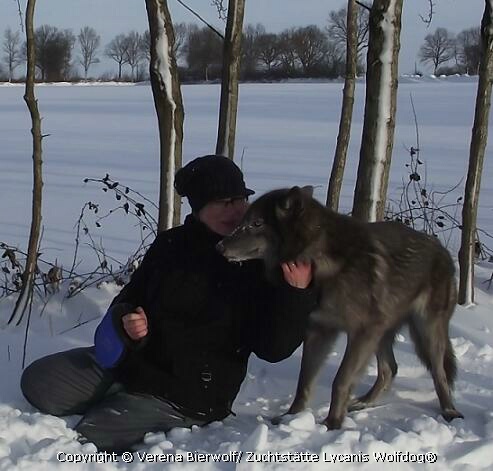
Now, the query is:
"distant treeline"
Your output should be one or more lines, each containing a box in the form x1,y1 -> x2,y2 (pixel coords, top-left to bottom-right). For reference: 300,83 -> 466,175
0,22 -> 356,83
0,8 -> 481,83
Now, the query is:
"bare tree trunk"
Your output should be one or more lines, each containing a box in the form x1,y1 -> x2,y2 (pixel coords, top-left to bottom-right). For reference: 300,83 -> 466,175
458,0 -> 493,305
145,0 -> 184,231
215,0 -> 246,159
8,0 -> 43,326
352,0 -> 403,222
326,0 -> 358,211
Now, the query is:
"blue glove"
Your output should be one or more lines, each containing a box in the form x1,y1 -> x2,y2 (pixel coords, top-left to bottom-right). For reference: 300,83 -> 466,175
94,304 -> 133,369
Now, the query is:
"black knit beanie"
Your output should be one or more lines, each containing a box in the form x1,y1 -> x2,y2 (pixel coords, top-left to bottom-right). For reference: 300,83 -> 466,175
174,155 -> 255,212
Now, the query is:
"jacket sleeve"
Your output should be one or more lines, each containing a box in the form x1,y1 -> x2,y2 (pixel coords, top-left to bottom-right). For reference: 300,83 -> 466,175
109,232 -> 166,308
102,233 -> 169,351
94,302 -> 145,368
247,273 -> 318,362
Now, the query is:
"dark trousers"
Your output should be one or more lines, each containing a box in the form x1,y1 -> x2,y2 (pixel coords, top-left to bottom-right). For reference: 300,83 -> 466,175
20,347 -> 207,453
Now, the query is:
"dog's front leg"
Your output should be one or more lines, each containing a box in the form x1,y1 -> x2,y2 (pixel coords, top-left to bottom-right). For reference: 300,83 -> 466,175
324,329 -> 383,430
273,323 -> 338,424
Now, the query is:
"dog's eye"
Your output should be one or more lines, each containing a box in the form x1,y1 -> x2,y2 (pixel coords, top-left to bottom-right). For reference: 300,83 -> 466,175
253,220 -> 263,228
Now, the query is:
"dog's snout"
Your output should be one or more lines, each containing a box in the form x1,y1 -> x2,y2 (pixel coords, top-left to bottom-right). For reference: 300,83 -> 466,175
216,241 -> 225,254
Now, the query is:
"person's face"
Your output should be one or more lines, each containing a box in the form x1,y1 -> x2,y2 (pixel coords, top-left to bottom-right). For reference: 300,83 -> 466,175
198,197 -> 249,236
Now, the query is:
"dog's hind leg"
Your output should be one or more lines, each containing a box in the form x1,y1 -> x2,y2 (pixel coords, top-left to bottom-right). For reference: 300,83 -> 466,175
324,328 -> 384,430
409,285 -> 463,422
272,326 -> 337,424
348,329 -> 398,411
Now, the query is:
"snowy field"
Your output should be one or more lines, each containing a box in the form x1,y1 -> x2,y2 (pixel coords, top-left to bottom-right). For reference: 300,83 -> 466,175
1,78 -> 493,470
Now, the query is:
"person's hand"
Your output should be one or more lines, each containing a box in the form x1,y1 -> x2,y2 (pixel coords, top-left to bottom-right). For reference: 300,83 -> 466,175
122,306 -> 148,340
281,260 -> 313,289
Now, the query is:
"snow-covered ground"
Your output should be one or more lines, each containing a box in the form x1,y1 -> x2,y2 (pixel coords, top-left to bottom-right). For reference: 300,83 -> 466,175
1,77 -> 492,469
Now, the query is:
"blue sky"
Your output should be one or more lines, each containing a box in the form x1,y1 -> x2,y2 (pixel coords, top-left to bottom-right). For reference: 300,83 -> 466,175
0,0 -> 485,75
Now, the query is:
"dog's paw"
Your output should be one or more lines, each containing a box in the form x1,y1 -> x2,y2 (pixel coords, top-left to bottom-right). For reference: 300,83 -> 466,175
347,398 -> 370,412
441,408 -> 464,422
322,416 -> 343,430
271,413 -> 290,425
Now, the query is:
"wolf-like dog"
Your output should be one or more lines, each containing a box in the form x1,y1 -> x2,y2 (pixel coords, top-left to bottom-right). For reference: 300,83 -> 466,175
216,186 -> 463,430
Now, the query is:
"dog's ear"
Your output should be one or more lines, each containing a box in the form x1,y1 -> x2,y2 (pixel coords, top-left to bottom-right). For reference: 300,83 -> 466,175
276,186 -> 304,218
300,185 -> 314,198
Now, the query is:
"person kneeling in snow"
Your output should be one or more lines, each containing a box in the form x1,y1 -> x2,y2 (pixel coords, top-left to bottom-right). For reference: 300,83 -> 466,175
21,155 -> 316,453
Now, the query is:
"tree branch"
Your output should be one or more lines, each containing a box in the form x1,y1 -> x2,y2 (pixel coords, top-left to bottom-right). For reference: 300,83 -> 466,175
173,0 -> 224,39
211,0 -> 228,21
14,0 -> 24,32
419,0 -> 435,27
355,0 -> 372,12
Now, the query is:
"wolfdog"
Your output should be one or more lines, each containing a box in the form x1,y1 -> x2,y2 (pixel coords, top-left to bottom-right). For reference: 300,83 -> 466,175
217,186 -> 463,430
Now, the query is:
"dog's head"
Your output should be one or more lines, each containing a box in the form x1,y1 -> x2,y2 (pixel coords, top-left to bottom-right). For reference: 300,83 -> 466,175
216,186 -> 316,264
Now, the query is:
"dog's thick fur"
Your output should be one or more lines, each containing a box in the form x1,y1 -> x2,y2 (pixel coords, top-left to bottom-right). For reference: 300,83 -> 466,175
217,186 -> 463,430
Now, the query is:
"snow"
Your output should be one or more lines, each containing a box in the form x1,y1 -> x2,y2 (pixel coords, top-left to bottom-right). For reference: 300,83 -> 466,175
1,77 -> 493,469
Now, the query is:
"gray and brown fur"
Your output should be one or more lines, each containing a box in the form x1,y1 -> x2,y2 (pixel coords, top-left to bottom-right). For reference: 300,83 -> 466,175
217,186 -> 463,430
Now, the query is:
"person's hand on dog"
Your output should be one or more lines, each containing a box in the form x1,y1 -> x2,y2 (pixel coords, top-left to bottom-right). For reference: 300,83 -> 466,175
281,261 -> 312,289
122,306 -> 148,340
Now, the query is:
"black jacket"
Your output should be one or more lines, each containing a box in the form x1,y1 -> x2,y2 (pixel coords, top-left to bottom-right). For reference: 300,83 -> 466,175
110,215 -> 317,421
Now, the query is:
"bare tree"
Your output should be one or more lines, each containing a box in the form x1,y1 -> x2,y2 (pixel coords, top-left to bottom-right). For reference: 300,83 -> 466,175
277,29 -> 298,75
172,22 -> 188,60
124,31 -> 143,81
3,28 -> 22,82
327,4 -> 370,59
31,25 -> 75,81
145,0 -> 184,230
456,27 -> 481,74
215,0 -> 246,158
9,0 -> 44,326
459,1 -> 493,305
290,25 -> 330,75
78,26 -> 100,80
326,40 -> 345,75
186,26 -> 223,80
241,23 -> 265,78
419,27 -> 455,75
256,33 -> 281,73
352,0 -> 403,222
327,0 -> 358,210
140,29 -> 151,63
105,34 -> 129,80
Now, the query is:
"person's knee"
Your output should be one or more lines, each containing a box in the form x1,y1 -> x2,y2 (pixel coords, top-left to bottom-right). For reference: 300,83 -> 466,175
21,347 -> 109,416
21,357 -> 70,416
21,358 -> 52,412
